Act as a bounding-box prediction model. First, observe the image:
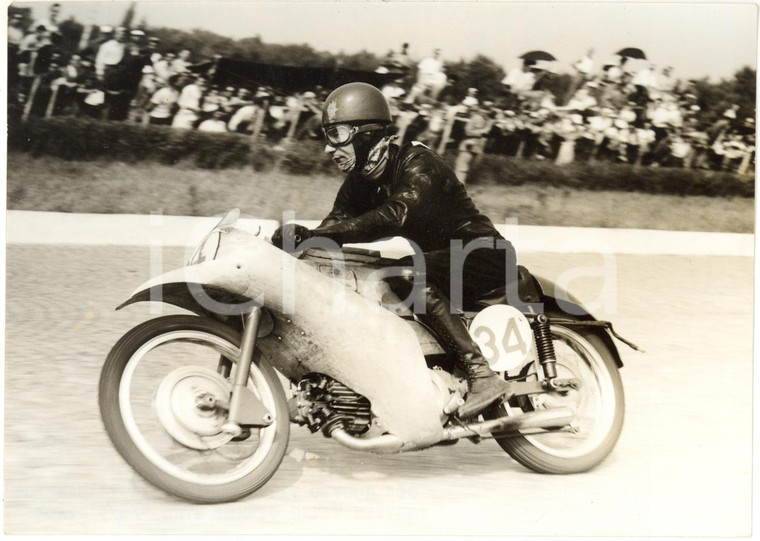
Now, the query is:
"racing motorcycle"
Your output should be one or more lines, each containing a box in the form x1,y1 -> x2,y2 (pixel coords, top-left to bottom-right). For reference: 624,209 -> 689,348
99,209 -> 640,503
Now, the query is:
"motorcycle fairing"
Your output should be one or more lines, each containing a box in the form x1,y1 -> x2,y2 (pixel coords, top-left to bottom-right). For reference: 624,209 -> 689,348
117,236 -> 445,449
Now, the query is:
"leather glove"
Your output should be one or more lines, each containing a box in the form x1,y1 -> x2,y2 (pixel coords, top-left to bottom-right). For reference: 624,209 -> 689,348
271,223 -> 312,252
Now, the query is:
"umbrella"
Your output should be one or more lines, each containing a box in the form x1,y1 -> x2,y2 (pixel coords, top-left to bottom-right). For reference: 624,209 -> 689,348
519,50 -> 556,62
616,47 -> 647,60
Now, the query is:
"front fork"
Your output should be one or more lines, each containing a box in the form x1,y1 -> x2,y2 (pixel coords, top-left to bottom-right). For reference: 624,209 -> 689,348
220,308 -> 274,436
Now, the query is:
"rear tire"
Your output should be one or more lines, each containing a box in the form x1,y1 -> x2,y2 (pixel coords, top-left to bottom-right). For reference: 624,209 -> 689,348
486,325 -> 624,474
99,315 -> 290,503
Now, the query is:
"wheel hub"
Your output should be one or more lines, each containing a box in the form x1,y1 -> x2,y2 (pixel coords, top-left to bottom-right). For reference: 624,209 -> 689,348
155,366 -> 234,450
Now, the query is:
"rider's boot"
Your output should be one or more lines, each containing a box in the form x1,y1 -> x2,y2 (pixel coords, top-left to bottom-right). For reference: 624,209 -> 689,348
420,286 -> 514,419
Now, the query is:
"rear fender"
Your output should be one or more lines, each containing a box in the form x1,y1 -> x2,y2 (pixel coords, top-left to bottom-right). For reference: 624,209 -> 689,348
532,274 -> 624,368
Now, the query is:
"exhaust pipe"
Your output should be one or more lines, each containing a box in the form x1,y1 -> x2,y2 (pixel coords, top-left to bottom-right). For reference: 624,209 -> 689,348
328,427 -> 405,453
326,408 -> 573,452
441,407 -> 574,441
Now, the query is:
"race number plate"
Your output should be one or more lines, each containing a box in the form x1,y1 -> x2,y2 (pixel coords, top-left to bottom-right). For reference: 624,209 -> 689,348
468,304 -> 535,372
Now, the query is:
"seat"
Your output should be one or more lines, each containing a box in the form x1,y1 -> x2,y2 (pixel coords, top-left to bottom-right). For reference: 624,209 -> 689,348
465,265 -> 542,312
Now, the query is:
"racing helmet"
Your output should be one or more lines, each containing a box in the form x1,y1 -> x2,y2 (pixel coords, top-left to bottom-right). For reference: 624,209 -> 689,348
322,82 -> 392,128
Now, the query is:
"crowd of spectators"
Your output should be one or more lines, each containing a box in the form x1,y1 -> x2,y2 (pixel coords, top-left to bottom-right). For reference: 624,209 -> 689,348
380,46 -> 754,179
8,7 -> 754,180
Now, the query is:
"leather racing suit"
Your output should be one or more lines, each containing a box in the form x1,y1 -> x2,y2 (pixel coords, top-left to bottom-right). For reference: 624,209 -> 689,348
314,141 -> 516,306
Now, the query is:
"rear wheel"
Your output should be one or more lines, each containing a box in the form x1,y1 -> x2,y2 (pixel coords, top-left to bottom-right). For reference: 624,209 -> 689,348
486,324 -> 624,473
99,315 -> 290,503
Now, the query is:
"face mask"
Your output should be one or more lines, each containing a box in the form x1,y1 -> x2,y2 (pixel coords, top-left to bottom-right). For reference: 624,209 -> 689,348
361,135 -> 398,180
336,155 -> 357,173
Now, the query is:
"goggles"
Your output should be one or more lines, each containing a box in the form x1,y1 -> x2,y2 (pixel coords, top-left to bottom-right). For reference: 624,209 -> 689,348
324,123 -> 386,147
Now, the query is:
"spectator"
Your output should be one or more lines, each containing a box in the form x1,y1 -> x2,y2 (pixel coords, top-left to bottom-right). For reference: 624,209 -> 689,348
33,2 -> 61,34
565,84 -> 597,111
130,29 -> 147,49
387,42 -> 411,73
573,48 -> 595,76
228,100 -> 261,134
17,24 -> 54,106
462,87 -> 479,107
19,24 -> 51,55
104,40 -> 150,121
657,66 -> 677,94
46,54 -> 84,115
632,63 -> 658,90
8,13 -> 26,47
133,65 -> 160,123
382,78 -> 406,101
95,26 -> 127,79
197,106 -> 229,132
502,59 -> 537,95
8,13 -> 28,105
147,74 -> 181,125
454,104 -> 491,182
172,74 -> 205,129
97,25 -> 114,43
601,60 -> 623,84
201,87 -> 225,113
153,52 -> 176,84
227,87 -> 254,110
407,48 -> 447,102
565,47 -> 595,101
145,36 -> 161,56
171,49 -> 192,74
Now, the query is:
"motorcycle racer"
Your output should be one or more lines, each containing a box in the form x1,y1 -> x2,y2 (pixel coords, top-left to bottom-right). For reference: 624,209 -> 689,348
273,82 -> 516,418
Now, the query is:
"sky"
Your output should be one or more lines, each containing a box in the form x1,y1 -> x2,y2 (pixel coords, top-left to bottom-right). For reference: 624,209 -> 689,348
11,0 -> 759,82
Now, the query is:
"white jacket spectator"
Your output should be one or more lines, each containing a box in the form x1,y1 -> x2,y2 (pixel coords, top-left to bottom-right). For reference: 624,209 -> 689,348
153,53 -> 175,83
566,87 -> 597,111
228,105 -> 260,133
33,2 -> 61,34
198,113 -> 229,133
632,65 -> 658,88
171,50 -> 192,74
95,29 -> 127,78
8,14 -> 25,46
573,49 -> 595,75
172,79 -> 205,129
657,67 -> 677,93
148,85 -> 180,124
19,26 -> 51,53
417,49 -> 444,84
502,67 -> 536,94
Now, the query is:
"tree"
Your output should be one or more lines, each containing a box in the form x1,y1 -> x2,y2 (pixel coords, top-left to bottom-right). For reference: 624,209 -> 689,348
122,2 -> 136,29
444,54 -> 506,102
692,67 -> 756,125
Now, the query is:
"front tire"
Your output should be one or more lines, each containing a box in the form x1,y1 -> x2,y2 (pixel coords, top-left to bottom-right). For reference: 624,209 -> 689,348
486,324 -> 624,474
99,315 -> 290,503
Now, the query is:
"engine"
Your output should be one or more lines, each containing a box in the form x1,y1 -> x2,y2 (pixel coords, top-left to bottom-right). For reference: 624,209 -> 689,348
291,373 -> 372,436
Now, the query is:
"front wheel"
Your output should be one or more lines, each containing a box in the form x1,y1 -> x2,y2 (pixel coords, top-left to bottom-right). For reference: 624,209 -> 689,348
486,324 -> 624,473
99,315 -> 290,503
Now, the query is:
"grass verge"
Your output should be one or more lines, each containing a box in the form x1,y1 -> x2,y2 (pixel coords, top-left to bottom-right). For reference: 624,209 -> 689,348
6,153 -> 754,233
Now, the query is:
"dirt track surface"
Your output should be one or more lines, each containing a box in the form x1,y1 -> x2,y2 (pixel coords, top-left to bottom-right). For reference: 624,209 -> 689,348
4,244 -> 753,536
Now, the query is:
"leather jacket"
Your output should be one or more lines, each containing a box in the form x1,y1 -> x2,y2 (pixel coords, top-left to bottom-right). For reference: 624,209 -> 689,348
315,142 -> 504,252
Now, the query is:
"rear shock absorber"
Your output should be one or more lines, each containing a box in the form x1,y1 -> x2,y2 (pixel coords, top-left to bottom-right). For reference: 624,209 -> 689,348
532,314 -> 558,380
